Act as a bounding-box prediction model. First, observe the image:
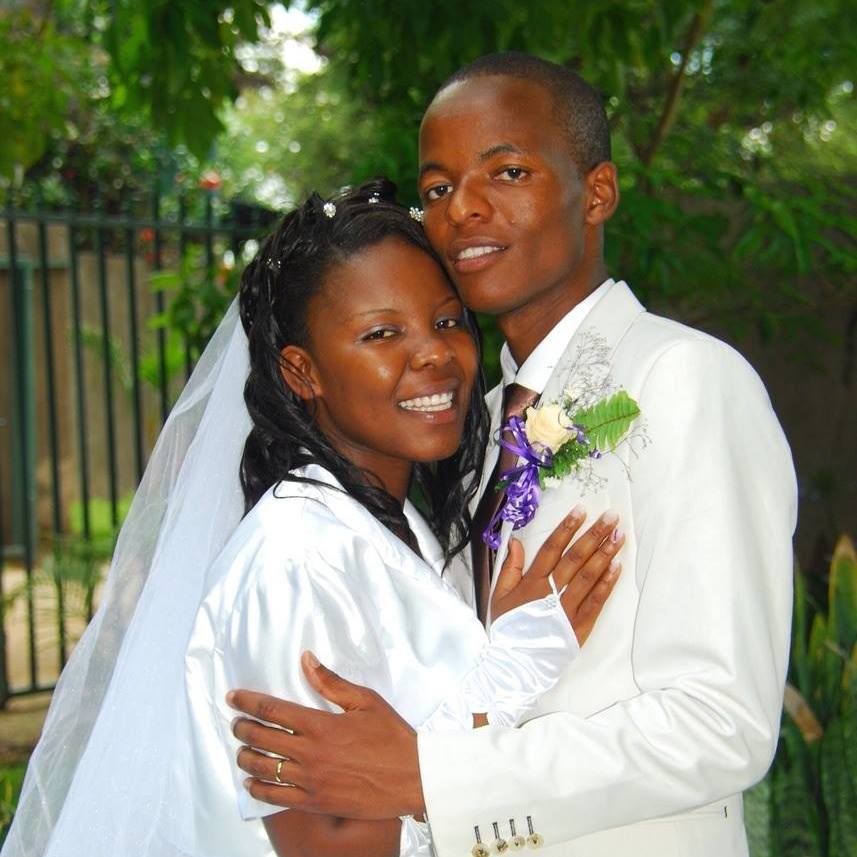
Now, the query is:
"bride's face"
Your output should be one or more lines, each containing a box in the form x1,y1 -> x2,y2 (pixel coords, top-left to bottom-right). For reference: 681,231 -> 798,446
282,237 -> 478,489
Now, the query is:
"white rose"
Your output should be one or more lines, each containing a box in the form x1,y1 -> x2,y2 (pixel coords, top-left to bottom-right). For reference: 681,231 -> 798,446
524,403 -> 574,451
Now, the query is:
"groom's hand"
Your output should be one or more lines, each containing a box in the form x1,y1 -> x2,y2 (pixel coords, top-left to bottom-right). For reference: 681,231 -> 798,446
229,651 -> 425,819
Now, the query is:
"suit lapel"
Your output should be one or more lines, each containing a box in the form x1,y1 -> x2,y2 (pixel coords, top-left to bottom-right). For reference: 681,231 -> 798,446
540,280 -> 645,404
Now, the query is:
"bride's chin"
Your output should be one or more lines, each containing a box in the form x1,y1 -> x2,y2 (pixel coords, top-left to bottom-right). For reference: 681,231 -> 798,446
412,437 -> 465,465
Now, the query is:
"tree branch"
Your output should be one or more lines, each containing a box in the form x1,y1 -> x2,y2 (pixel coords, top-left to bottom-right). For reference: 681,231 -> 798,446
641,0 -> 714,166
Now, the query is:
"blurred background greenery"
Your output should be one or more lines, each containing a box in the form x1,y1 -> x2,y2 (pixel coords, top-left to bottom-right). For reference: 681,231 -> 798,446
1,0 -> 855,853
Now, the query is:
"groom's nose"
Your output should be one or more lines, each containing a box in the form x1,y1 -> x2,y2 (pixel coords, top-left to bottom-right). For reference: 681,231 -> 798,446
446,177 -> 491,226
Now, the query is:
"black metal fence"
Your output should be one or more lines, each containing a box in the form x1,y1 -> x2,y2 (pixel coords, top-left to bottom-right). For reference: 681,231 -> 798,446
1,189 -> 268,704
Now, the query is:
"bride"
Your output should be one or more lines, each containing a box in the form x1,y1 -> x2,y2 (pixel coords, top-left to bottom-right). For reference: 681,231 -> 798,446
3,180 -> 622,857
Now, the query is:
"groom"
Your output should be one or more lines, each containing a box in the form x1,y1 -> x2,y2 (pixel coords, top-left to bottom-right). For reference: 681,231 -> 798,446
228,53 -> 797,856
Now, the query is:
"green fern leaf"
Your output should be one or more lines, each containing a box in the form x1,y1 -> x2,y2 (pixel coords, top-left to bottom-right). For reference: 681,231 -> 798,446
572,390 -> 641,452
540,435 -> 590,486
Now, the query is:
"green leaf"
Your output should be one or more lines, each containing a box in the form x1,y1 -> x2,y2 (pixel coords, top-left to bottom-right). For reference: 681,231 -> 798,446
540,435 -> 590,486
791,565 -> 812,693
572,390 -> 641,452
744,776 -> 772,857
829,536 -> 857,660
821,713 -> 857,857
770,749 -> 822,857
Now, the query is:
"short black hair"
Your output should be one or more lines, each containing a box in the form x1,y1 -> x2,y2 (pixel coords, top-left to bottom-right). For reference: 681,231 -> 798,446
436,52 -> 611,173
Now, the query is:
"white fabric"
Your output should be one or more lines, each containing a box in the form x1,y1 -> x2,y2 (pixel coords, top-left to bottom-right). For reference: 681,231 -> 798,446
399,816 -> 435,857
499,278 -> 613,392
422,587 -> 580,732
420,280 -> 797,857
3,301 -> 581,857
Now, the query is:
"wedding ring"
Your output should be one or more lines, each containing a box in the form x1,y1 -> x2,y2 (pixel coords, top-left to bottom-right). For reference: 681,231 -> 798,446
274,758 -> 286,784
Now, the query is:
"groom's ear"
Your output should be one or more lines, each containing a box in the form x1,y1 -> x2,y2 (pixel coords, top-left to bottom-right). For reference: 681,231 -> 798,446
584,161 -> 619,227
279,345 -> 322,401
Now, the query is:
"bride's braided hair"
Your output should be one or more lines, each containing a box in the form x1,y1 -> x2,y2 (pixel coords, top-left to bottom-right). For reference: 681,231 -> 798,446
239,177 -> 488,562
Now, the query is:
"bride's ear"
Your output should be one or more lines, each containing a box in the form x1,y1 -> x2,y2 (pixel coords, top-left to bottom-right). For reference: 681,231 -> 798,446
279,345 -> 321,401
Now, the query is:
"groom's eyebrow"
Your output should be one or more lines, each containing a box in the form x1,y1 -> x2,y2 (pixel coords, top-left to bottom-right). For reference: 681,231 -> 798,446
418,160 -> 444,179
478,143 -> 525,161
418,143 -> 527,179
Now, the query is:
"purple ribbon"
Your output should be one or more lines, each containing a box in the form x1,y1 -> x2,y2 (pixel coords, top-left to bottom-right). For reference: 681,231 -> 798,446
482,416 -> 554,550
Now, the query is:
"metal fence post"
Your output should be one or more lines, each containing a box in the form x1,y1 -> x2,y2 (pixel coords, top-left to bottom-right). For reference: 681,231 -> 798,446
7,217 -> 39,692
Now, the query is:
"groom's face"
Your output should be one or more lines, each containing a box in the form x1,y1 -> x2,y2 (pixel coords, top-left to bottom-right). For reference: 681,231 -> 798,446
418,75 -> 589,319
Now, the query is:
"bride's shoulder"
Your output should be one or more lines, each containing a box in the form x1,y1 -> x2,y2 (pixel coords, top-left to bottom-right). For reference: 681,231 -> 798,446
247,464 -> 364,533
226,463 -> 388,566
199,465 -> 404,625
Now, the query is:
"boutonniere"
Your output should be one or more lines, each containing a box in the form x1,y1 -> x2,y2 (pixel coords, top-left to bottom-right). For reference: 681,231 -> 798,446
482,389 -> 641,549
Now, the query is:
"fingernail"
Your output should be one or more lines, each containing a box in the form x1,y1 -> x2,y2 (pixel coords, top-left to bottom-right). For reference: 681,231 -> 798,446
226,691 -> 236,707
608,559 -> 622,578
304,650 -> 320,669
611,527 -> 624,544
243,777 -> 253,790
601,510 -> 619,526
569,504 -> 585,520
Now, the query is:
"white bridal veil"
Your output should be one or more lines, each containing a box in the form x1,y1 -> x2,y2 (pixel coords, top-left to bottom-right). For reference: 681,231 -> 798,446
2,300 -> 252,856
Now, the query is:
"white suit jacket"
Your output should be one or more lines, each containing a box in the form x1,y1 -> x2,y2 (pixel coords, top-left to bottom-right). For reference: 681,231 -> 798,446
419,280 -> 797,857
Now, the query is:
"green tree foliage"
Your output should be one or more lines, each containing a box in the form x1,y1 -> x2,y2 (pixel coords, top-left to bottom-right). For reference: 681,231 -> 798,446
0,0 -> 270,179
0,7 -> 85,178
95,0 -> 270,156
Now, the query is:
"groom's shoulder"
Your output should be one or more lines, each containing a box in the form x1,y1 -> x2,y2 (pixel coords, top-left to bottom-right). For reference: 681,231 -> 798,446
625,307 -> 766,393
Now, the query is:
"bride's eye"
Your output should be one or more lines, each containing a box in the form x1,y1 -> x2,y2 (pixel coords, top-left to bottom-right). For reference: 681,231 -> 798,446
362,327 -> 398,341
435,316 -> 462,330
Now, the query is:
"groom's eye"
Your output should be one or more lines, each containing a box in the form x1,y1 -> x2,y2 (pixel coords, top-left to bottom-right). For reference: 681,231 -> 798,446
423,183 -> 451,201
496,166 -> 529,182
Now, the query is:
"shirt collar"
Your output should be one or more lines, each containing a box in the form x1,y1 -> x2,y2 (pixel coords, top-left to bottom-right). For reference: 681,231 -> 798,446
500,278 -> 614,393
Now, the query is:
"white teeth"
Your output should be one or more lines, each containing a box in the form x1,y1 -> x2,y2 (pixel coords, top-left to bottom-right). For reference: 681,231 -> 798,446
399,391 -> 455,412
456,245 -> 502,260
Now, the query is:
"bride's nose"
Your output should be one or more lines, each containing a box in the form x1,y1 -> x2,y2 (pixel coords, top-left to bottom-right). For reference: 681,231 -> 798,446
409,330 -> 455,369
